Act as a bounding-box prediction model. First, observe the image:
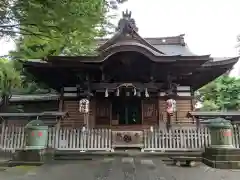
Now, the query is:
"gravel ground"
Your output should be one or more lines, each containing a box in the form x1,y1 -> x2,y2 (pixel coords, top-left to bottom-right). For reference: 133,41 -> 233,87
1,157 -> 240,180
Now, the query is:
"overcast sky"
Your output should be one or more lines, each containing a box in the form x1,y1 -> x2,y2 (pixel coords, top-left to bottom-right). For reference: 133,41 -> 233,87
1,0 -> 240,76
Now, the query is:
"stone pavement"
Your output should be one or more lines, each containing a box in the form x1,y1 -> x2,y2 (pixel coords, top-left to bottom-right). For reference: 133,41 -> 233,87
1,157 -> 240,180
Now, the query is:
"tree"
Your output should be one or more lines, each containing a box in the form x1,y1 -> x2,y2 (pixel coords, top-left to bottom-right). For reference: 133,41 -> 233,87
0,58 -> 21,111
197,75 -> 240,111
1,0 -> 127,94
1,0 -> 127,58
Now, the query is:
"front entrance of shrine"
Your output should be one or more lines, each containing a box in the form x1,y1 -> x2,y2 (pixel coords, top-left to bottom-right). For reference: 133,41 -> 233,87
112,96 -> 142,126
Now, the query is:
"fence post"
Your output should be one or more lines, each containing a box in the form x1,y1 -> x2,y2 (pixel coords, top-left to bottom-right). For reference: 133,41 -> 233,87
54,121 -> 61,149
150,127 -> 155,152
0,120 -> 5,149
80,127 -> 87,152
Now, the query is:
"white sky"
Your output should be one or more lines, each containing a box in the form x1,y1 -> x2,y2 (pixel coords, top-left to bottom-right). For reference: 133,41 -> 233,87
1,0 -> 240,76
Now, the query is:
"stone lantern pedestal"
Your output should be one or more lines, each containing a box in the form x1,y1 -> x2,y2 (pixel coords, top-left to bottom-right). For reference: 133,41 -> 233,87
11,120 -> 54,166
202,118 -> 240,169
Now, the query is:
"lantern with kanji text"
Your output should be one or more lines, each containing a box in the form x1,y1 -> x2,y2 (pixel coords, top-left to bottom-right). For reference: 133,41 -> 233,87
79,99 -> 90,113
166,99 -> 176,116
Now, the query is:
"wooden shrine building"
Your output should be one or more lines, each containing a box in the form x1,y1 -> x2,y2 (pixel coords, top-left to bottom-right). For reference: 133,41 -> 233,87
23,10 -> 239,130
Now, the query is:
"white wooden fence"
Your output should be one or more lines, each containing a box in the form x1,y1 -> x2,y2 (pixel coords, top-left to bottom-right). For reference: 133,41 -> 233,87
143,127 -> 211,151
52,128 -> 112,151
1,125 -> 240,152
0,125 -> 26,151
0,126 -> 112,152
232,125 -> 240,148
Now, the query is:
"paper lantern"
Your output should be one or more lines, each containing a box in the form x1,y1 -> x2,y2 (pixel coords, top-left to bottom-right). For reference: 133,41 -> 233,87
79,99 -> 89,113
166,99 -> 176,116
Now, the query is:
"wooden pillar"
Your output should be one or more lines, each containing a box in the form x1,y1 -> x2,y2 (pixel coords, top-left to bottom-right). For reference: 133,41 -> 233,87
58,87 -> 64,112
110,102 -> 112,127
190,88 -> 195,111
55,87 -> 64,148
0,119 -> 5,148
89,99 -> 96,128
141,99 -> 144,125
166,113 -> 171,131
157,96 -> 161,126
84,113 -> 89,129
57,87 -> 64,127
190,88 -> 195,124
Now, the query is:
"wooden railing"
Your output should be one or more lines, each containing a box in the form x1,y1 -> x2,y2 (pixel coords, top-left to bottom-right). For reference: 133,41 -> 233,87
1,125 -> 240,152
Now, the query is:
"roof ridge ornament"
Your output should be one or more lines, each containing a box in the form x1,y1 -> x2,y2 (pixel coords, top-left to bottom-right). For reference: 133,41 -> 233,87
122,9 -> 132,19
116,9 -> 138,33
179,34 -> 186,46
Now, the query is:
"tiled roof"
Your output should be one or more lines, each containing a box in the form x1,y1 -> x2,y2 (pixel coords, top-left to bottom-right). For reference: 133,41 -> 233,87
10,94 -> 59,102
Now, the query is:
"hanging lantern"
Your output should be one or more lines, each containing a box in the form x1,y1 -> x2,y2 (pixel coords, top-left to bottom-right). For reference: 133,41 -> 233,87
79,99 -> 90,113
145,88 -> 149,97
116,88 -> 120,96
166,99 -> 176,116
105,88 -> 109,97
137,91 -> 141,97
133,88 -> 136,96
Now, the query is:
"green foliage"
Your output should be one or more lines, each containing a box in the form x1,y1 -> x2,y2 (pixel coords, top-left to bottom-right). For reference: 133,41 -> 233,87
197,75 -> 240,111
1,0 -> 126,94
0,58 -> 22,110
0,58 -> 21,96
1,0 -> 126,58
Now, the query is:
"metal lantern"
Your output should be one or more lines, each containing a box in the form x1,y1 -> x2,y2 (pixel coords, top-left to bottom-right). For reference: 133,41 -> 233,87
166,99 -> 176,116
79,99 -> 90,113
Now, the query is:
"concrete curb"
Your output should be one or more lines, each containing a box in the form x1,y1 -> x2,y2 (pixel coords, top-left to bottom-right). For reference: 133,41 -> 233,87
54,151 -> 203,158
0,160 -> 11,167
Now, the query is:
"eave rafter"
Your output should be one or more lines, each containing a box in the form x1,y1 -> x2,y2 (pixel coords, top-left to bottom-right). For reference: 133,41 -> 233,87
190,57 -> 239,90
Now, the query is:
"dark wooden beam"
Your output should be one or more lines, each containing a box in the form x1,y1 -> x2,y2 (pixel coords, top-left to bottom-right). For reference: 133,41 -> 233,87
88,82 -> 163,91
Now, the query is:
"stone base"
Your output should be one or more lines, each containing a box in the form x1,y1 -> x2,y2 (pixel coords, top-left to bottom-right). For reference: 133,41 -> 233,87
11,148 -> 55,166
202,147 -> 240,169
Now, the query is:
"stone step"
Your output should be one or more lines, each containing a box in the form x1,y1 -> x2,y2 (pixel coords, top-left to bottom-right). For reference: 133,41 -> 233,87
203,153 -> 240,161
202,158 -> 240,169
203,147 -> 240,162
53,150 -> 202,160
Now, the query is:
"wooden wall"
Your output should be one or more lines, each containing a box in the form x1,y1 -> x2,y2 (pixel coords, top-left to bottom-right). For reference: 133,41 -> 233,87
8,101 -> 59,113
61,85 -> 194,128
142,99 -> 158,125
61,97 -> 193,128
95,99 -> 111,126
60,100 -> 96,127
159,98 -> 193,125
7,100 -> 59,126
